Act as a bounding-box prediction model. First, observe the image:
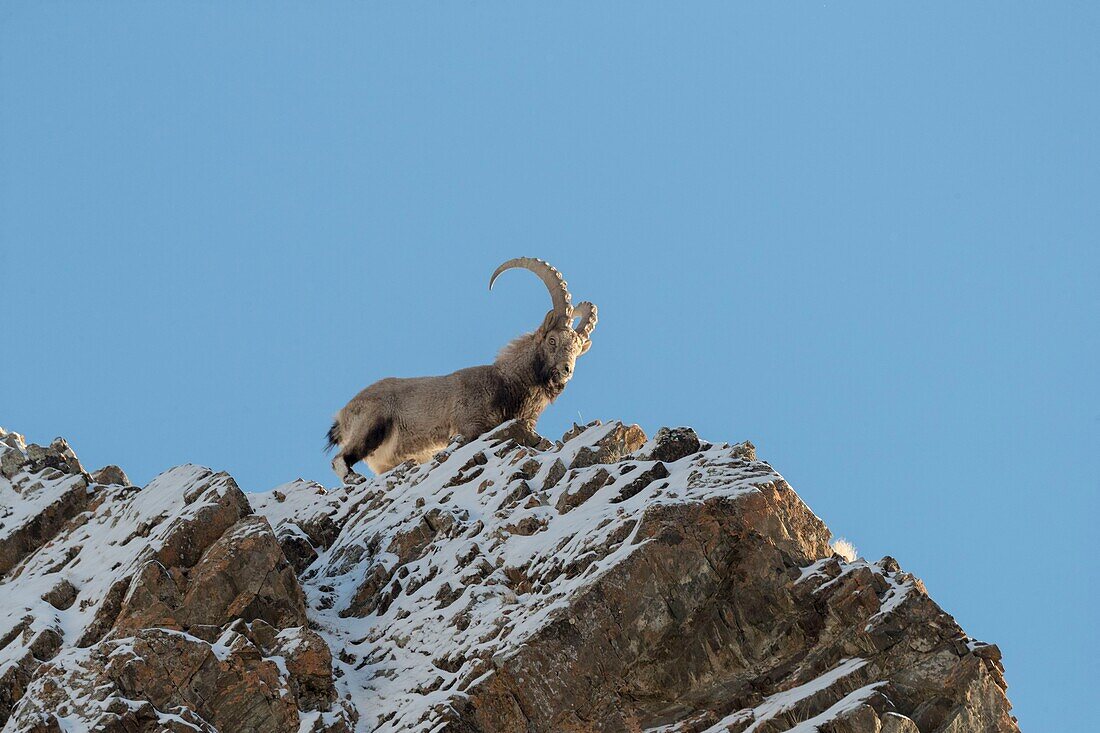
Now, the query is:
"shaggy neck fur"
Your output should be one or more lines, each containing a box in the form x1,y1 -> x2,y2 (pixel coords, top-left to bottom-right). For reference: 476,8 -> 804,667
494,331 -> 562,405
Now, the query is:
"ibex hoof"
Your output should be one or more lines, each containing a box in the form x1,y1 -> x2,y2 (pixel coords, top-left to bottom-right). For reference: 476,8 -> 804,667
344,472 -> 367,485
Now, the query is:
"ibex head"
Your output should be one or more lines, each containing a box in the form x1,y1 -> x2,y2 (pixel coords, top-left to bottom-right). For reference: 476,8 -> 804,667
490,257 -> 598,392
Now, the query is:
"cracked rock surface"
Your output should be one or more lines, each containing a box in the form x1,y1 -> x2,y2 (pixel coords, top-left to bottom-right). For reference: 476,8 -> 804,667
1,423 -> 1018,732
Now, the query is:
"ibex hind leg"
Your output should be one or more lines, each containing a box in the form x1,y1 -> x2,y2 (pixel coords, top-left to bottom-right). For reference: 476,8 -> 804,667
331,453 -> 362,484
333,418 -> 390,483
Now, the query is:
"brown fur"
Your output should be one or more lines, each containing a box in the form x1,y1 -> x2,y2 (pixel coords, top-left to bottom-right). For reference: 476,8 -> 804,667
328,310 -> 591,480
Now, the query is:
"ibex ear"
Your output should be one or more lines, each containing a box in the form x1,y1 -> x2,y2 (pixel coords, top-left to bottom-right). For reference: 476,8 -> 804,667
537,309 -> 562,336
579,339 -> 593,355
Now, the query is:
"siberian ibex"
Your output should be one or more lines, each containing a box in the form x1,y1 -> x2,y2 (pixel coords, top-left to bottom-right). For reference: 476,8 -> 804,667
326,258 -> 597,481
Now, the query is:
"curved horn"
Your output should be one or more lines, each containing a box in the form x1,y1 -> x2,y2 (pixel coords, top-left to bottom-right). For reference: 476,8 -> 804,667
572,301 -> 597,340
489,257 -> 573,317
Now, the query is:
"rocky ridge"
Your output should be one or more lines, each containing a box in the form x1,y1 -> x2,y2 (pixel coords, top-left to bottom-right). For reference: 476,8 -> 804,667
0,423 -> 1018,732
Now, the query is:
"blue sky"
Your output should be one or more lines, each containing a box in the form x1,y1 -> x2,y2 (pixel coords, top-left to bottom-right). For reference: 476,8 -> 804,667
2,3 -> 1097,729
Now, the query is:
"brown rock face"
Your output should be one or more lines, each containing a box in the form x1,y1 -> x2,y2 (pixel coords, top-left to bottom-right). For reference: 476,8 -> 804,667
465,482 -> 833,731
566,421 -> 648,468
90,465 -> 130,486
638,426 -> 703,463
112,515 -> 308,635
10,627 -> 300,732
0,474 -> 88,577
2,422 -> 1018,733
250,420 -> 1019,732
268,627 -> 338,711
1,431 -> 90,578
2,439 -> 347,733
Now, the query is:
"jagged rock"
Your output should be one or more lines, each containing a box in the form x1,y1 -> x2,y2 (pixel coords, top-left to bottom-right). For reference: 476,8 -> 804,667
882,713 -> 921,733
0,429 -> 28,479
483,420 -> 553,450
1,423 -> 1017,733
468,481 -> 834,731
0,649 -> 36,725
277,522 -> 321,574
637,426 -> 702,463
0,463 -> 268,728
268,627 -> 338,711
242,420 -> 1018,731
1,434 -> 93,577
567,421 -> 647,468
113,515 -> 308,634
19,438 -> 85,478
39,579 -> 77,610
0,474 -> 88,577
177,516 -> 307,629
90,465 -> 129,486
249,479 -> 367,573
822,703 -> 887,733
27,627 -> 62,662
541,457 -> 566,489
74,577 -> 130,648
555,467 -> 611,512
6,628 -> 300,732
561,420 -> 600,442
611,461 -> 669,503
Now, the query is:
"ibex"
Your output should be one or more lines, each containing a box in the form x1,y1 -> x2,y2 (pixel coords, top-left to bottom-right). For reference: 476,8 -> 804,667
326,258 -> 598,481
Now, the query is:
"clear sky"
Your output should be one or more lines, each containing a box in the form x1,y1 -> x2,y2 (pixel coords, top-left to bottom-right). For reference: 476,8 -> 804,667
2,3 -> 1096,729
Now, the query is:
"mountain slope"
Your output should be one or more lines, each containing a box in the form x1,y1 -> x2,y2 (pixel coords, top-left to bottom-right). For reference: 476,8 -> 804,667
0,423 -> 1018,732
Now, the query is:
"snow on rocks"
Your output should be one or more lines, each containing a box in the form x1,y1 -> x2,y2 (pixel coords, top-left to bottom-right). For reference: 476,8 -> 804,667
1,434 -> 348,732
1,428 -> 91,577
2,421 -> 1019,732
251,420 -> 833,731
9,626 -> 302,732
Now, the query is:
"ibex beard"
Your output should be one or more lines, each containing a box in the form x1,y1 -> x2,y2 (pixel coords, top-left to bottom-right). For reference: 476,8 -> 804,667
326,258 -> 598,482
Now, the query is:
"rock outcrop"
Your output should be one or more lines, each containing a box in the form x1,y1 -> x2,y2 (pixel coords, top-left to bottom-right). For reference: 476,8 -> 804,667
0,422 -> 1019,732
0,427 -> 348,733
